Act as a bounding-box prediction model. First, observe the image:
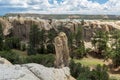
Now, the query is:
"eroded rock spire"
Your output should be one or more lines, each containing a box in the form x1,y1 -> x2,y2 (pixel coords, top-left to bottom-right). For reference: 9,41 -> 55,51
54,32 -> 70,68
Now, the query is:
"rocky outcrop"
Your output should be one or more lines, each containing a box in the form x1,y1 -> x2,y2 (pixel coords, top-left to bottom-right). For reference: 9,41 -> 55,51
0,18 -> 13,36
0,63 -> 75,80
54,32 -> 70,68
0,17 -> 80,40
0,64 -> 40,80
1,17 -> 120,42
83,20 -> 117,42
0,57 -> 12,65
23,64 -> 75,80
0,57 -> 75,80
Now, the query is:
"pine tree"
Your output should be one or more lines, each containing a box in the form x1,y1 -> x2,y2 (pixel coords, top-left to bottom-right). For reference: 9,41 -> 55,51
0,23 -> 3,51
29,24 -> 40,48
75,24 -> 84,47
91,30 -> 109,58
75,24 -> 86,58
27,24 -> 40,55
110,30 -> 120,67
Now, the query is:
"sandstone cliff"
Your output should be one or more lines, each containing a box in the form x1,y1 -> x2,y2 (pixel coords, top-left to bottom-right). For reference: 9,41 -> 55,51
0,17 -> 120,43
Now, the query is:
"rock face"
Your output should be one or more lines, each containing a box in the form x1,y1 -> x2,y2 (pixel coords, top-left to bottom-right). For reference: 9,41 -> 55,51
0,57 -> 75,80
0,63 -> 75,80
0,64 -> 40,80
0,17 -> 120,40
0,18 -> 13,36
0,17 -> 81,41
54,32 -> 70,68
1,17 -> 120,48
1,17 -> 120,41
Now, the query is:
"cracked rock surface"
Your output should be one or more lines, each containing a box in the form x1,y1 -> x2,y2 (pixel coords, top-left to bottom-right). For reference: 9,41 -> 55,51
0,64 -> 40,80
0,63 -> 75,80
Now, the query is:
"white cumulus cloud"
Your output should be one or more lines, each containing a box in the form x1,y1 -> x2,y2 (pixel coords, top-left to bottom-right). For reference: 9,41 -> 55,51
0,0 -> 120,15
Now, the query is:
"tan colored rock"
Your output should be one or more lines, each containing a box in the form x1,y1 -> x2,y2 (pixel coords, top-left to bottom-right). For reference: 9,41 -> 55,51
54,36 -> 64,68
54,32 -> 70,68
1,17 -> 120,44
59,32 -> 70,67
0,18 -> 13,36
0,57 -> 12,65
64,21 -> 80,33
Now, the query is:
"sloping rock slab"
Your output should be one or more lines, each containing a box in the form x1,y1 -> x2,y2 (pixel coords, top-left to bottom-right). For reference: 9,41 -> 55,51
23,63 -> 72,80
0,63 -> 75,80
0,64 -> 40,80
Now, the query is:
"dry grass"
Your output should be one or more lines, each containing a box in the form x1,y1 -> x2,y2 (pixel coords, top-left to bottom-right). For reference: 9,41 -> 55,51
74,57 -> 120,80
74,57 -> 104,67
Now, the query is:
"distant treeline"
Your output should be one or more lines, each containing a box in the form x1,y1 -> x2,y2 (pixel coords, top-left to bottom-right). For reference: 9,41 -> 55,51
4,13 -> 120,20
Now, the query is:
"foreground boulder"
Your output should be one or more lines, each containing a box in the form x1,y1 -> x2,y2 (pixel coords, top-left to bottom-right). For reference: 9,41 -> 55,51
0,57 -> 12,65
0,63 -> 75,80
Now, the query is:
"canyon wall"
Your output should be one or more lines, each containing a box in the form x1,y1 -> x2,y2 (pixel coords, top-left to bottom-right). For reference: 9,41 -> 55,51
0,17 -> 120,43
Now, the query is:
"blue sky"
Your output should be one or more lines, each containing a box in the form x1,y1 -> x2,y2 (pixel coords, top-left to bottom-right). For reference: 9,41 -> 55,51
0,0 -> 120,15
90,0 -> 108,4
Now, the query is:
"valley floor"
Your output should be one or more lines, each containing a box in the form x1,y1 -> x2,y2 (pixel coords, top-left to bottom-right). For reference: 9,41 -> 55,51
74,56 -> 120,80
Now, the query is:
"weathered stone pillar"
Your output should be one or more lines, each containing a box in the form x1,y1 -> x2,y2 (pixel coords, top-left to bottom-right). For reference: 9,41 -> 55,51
54,32 -> 70,68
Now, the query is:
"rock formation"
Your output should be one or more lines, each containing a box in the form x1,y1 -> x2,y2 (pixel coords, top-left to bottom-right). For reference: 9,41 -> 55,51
0,56 -> 12,65
0,62 -> 75,80
1,17 -> 120,64
1,17 -> 120,48
54,32 -> 70,68
0,18 -> 13,36
0,57 -> 75,80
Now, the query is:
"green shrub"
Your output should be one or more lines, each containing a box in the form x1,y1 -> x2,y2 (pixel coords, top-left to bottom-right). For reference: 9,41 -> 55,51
0,51 -> 20,64
91,31 -> 109,58
5,37 -> 21,50
47,44 -> 55,54
71,48 -> 91,59
69,60 -> 109,80
69,60 -> 90,78
0,50 -> 55,67
37,45 -> 47,54
27,44 -> 37,55
25,54 -> 55,67
20,43 -> 26,51
77,65 -> 109,80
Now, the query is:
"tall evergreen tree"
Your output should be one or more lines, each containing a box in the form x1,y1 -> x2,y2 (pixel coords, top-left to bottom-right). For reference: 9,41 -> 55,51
91,30 -> 109,58
27,24 -> 40,55
29,24 -> 40,48
109,30 -> 120,67
74,24 -> 86,58
75,24 -> 84,47
0,23 -> 3,51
